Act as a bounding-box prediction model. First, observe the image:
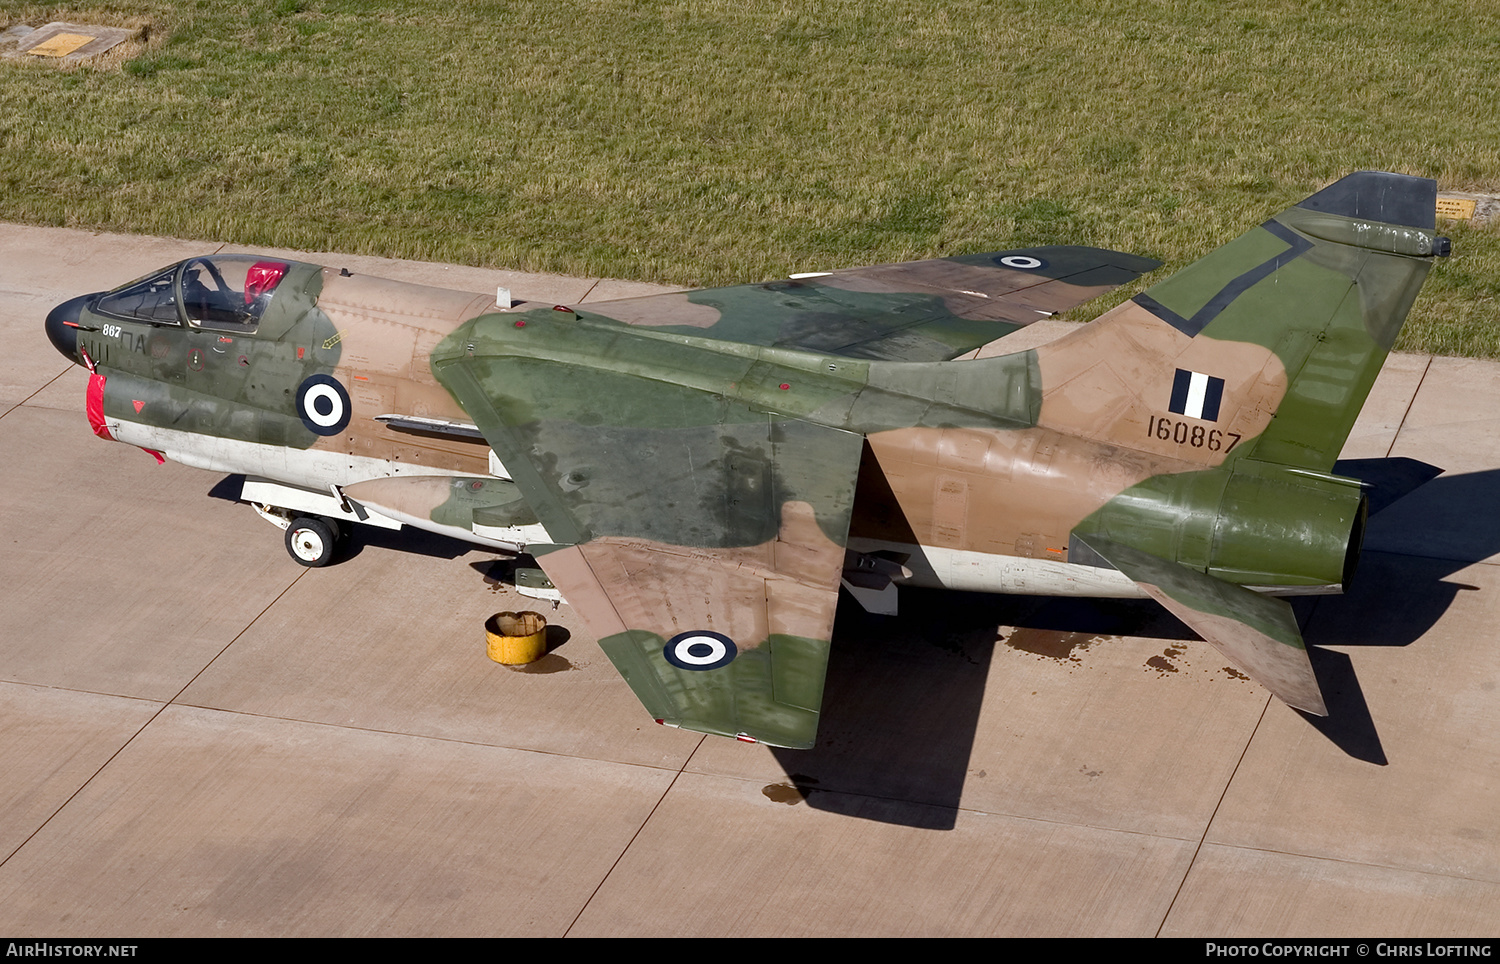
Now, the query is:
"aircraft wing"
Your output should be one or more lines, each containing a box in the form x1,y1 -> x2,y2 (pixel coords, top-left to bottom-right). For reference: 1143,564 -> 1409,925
580,246 -> 1161,362
432,348 -> 864,748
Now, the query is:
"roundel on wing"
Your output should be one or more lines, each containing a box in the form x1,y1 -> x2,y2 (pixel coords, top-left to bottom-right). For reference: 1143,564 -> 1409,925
296,373 -> 352,436
995,254 -> 1047,270
663,630 -> 738,671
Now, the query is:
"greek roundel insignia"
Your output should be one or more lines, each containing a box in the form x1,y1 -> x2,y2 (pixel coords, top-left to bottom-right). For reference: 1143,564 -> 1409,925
1168,368 -> 1225,421
296,374 -> 352,435
663,630 -> 738,671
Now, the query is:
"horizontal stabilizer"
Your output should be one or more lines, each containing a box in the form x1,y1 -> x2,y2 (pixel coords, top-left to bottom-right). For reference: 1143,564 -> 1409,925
1076,534 -> 1327,716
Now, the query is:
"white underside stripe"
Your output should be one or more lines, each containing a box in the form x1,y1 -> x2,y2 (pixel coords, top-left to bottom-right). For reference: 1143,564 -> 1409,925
105,420 -> 1338,599
846,537 -> 1147,597
107,418 -> 545,551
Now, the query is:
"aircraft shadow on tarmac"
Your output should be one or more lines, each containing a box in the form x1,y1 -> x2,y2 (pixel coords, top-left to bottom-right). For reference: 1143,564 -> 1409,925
769,588 -> 1195,830
771,459 -> 1500,829
210,459 -> 1500,830
1293,461 -> 1500,768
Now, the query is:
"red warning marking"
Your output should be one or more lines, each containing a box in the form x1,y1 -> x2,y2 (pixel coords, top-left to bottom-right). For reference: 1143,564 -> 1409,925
86,370 -> 111,440
132,400 -> 144,413
140,448 -> 165,465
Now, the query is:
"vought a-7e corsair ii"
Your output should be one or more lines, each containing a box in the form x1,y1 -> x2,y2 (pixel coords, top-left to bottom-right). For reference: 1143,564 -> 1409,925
44,172 -> 1451,748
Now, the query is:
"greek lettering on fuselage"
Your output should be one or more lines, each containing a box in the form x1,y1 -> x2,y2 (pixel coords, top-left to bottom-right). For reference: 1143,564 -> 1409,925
101,325 -> 147,354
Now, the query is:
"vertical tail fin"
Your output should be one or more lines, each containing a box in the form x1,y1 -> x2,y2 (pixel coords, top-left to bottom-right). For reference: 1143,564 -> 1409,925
1043,173 -> 1448,716
1033,172 -> 1448,472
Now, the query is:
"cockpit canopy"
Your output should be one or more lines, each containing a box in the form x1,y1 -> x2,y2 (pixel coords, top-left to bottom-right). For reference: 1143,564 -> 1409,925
94,256 -> 299,332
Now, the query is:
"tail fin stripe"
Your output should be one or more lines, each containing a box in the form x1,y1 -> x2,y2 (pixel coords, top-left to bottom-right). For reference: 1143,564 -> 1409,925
1131,292 -> 1196,336
1133,221 -> 1314,337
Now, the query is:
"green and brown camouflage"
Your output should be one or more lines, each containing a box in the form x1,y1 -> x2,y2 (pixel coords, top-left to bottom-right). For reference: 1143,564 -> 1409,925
45,171 -> 1448,747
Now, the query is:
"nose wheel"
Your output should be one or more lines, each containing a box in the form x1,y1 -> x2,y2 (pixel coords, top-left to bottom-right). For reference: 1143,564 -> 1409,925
285,516 -> 339,567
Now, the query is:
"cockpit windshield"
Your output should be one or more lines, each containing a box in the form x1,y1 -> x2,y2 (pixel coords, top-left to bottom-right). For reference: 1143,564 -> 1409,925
93,256 -> 293,332
94,268 -> 180,325
182,256 -> 290,332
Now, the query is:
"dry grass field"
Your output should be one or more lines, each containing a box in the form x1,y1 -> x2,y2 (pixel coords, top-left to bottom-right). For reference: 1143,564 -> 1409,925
3,0 -> 1498,353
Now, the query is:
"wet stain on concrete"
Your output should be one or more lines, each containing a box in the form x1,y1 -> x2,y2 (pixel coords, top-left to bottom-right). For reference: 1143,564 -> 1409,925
1146,643 -> 1188,675
762,782 -> 807,805
1222,666 -> 1249,681
1003,629 -> 1104,662
763,774 -> 821,805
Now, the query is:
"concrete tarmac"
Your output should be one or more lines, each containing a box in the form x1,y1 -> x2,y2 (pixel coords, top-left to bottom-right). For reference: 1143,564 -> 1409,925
2,224 -> 1499,936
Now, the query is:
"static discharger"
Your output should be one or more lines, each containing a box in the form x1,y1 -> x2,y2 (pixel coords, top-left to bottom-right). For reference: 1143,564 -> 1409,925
486,611 -> 547,665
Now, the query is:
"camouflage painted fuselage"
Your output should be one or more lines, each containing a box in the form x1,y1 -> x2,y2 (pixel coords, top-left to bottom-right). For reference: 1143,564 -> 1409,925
46,171 -> 1448,747
60,260 -> 554,548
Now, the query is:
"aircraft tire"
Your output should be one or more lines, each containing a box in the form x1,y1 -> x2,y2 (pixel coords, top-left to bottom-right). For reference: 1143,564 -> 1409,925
285,516 -> 337,567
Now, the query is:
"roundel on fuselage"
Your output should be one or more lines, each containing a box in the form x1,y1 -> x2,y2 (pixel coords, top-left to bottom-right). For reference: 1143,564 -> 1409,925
295,373 -> 352,436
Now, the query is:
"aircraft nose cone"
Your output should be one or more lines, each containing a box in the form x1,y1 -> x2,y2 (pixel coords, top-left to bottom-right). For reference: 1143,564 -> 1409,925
45,293 -> 94,364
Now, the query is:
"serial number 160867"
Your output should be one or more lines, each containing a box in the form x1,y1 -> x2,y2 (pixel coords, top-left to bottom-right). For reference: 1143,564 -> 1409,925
1147,415 -> 1241,452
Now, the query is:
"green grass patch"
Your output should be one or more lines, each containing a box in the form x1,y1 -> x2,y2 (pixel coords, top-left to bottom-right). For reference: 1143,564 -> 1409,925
3,0 -> 1499,354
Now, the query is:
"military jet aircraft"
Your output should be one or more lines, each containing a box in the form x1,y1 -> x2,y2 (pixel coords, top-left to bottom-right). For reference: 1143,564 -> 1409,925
44,171 -> 1450,748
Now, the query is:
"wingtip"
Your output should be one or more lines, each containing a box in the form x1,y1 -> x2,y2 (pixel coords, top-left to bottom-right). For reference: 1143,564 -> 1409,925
1296,171 -> 1438,230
